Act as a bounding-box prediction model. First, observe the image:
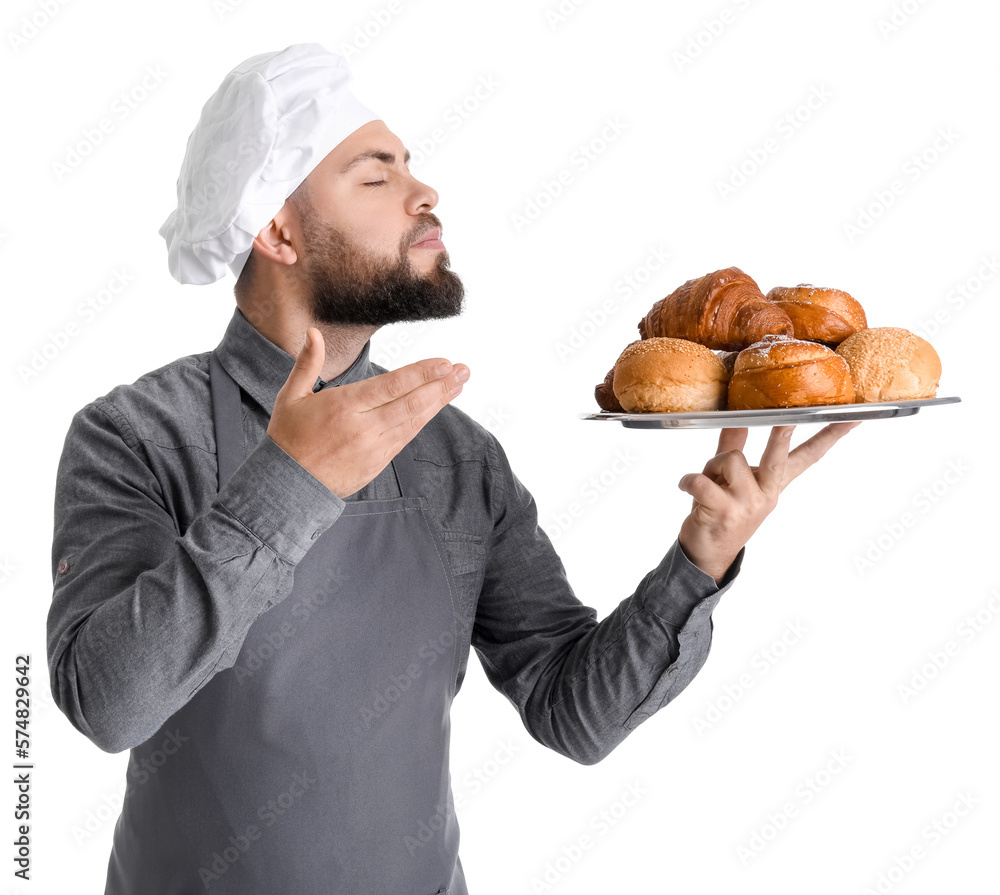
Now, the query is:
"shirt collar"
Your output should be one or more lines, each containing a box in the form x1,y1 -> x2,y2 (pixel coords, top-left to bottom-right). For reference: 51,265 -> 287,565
214,306 -> 374,416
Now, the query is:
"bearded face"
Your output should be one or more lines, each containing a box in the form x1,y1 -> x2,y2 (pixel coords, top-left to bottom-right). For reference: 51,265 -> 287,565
295,198 -> 465,328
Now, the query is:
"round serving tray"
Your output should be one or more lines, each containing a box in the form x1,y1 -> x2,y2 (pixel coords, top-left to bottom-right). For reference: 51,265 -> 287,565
579,396 -> 962,429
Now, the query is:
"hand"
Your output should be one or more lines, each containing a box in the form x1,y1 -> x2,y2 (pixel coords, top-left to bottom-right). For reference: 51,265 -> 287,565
267,327 -> 470,498
677,422 -> 861,583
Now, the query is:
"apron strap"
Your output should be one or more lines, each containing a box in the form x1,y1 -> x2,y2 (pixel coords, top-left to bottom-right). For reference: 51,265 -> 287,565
390,440 -> 421,500
210,348 -> 422,499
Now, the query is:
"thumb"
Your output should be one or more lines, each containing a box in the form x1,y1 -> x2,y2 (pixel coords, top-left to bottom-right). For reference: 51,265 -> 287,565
280,327 -> 324,400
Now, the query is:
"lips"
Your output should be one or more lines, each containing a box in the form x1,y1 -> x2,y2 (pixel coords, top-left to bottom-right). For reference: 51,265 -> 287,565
412,226 -> 443,247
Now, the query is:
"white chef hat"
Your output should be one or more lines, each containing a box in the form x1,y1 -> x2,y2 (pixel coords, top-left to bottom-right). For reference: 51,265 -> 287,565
158,43 -> 379,285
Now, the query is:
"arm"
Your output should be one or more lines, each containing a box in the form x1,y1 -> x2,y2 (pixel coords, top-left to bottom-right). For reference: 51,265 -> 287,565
46,400 -> 344,754
47,335 -> 469,755
471,434 -> 743,767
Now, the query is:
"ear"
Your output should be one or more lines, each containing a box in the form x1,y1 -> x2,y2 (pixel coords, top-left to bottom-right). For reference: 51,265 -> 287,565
251,205 -> 301,267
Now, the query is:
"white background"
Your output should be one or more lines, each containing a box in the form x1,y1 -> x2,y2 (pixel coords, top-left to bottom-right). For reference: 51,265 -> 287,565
3,0 -> 998,892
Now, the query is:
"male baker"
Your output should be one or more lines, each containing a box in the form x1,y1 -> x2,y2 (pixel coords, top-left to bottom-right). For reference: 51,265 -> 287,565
47,43 -> 859,894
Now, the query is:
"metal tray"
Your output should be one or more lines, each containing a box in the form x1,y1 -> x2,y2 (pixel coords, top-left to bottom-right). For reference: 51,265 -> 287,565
579,396 -> 961,429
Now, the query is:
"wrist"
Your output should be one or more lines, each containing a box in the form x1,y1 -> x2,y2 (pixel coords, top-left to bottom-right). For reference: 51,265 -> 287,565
677,535 -> 738,586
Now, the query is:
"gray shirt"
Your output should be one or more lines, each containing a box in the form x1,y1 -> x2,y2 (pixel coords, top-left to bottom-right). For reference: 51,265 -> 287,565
47,306 -> 743,763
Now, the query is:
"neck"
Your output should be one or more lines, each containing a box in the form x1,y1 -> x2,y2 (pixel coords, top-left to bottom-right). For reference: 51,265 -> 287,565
237,291 -> 378,383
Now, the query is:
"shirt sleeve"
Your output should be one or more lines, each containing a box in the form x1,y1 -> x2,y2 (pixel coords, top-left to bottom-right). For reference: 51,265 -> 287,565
472,434 -> 743,766
46,399 -> 344,754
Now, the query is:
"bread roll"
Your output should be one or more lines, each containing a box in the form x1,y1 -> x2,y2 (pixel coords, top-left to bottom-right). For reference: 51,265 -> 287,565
835,327 -> 941,401
765,284 -> 867,344
729,334 -> 855,409
613,337 -> 728,413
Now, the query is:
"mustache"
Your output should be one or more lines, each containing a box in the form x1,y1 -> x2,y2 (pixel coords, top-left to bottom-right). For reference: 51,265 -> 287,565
404,213 -> 443,248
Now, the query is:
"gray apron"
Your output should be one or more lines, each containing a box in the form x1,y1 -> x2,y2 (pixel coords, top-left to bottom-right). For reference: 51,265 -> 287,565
105,350 -> 468,894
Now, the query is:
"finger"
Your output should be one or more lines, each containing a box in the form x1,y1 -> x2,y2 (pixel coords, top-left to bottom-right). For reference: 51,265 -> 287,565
378,372 -> 469,450
702,427 -> 747,479
374,364 -> 471,436
351,357 -> 463,411
757,426 -> 795,496
784,421 -> 861,485
278,327 -> 325,401
702,447 -> 758,495
678,471 -> 729,512
715,426 -> 748,456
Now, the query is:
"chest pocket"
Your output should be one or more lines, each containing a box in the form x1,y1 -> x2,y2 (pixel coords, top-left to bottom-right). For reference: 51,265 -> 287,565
438,530 -> 486,645
439,530 -> 486,577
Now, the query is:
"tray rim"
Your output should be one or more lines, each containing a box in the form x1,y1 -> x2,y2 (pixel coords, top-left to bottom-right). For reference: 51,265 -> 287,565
578,396 -> 962,428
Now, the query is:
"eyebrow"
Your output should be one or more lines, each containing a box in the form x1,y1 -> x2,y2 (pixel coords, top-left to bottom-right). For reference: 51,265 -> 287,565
340,148 -> 411,173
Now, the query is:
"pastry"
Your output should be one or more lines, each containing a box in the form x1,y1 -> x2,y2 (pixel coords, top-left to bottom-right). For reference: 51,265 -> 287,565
766,284 -> 867,344
716,350 -> 740,378
638,267 -> 794,351
728,334 -> 855,409
594,366 -> 624,412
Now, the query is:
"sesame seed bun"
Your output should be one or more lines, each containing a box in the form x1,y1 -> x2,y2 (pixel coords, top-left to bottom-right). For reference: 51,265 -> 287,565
612,337 -> 728,412
835,327 -> 941,401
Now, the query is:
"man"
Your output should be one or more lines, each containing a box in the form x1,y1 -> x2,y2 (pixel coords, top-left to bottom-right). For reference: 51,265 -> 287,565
47,43 -> 859,893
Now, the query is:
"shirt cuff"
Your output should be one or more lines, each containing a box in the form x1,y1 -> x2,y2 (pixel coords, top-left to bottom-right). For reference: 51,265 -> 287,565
213,433 -> 345,564
639,539 -> 744,627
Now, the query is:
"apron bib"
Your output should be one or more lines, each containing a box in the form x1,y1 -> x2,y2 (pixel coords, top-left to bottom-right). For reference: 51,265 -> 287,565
104,350 -> 467,895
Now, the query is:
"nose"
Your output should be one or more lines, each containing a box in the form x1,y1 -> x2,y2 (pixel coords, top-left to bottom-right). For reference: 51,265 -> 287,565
406,172 -> 439,213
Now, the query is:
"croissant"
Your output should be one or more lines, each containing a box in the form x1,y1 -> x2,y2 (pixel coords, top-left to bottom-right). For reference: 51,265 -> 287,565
594,366 -> 624,412
638,267 -> 794,351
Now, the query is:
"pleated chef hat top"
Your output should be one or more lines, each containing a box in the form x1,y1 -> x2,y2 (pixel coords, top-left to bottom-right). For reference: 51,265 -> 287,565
158,43 -> 379,285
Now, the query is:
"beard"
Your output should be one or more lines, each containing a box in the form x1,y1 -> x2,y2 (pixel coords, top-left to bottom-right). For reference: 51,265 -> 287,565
297,206 -> 465,327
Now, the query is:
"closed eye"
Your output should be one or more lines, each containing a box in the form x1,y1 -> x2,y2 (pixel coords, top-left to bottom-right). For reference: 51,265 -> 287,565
364,180 -> 387,187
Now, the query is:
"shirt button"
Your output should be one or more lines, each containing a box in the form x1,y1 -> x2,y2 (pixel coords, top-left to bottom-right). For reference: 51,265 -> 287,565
310,529 -> 321,540
57,559 -> 70,574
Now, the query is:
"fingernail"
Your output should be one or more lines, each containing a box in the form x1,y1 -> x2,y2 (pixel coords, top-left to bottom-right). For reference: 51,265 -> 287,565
434,361 -> 452,376
449,383 -> 464,396
454,366 -> 470,383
